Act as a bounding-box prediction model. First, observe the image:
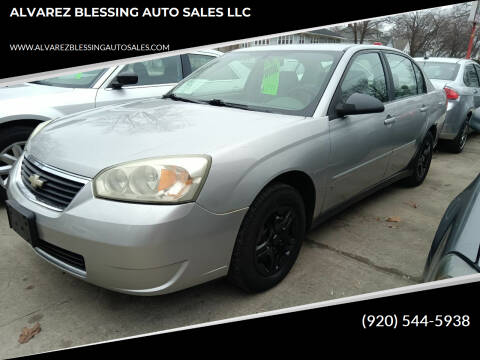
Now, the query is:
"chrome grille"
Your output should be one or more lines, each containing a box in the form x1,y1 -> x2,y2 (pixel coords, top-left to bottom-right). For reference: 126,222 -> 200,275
20,157 -> 86,210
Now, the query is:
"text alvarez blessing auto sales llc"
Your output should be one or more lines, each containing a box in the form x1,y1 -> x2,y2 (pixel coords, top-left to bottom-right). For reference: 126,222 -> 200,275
9,7 -> 252,18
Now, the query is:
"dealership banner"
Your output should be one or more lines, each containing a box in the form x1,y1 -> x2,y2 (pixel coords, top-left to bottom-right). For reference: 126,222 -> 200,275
1,0 -> 461,79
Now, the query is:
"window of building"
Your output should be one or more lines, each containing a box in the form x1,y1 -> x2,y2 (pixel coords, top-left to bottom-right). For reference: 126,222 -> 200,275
254,39 -> 270,46
278,35 -> 294,44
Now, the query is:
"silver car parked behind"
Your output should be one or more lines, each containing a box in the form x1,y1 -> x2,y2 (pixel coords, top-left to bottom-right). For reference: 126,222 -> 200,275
415,57 -> 480,153
0,49 -> 221,198
6,44 -> 446,295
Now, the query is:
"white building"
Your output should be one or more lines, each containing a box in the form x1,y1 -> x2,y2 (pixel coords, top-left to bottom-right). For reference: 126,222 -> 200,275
217,29 -> 346,52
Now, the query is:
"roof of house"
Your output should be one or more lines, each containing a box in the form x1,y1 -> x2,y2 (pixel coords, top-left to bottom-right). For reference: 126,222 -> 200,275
305,29 -> 346,39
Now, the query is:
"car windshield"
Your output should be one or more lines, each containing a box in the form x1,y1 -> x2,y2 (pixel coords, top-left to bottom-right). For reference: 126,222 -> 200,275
417,61 -> 460,81
169,50 -> 343,116
30,68 -> 107,88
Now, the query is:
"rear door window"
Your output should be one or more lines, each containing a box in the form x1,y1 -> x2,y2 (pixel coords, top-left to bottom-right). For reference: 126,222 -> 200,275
186,54 -> 216,73
413,63 -> 426,94
464,64 -> 480,87
385,53 -> 418,99
118,56 -> 182,86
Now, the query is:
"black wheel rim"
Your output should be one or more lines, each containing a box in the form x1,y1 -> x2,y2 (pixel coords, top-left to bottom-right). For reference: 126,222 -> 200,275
254,206 -> 299,277
416,141 -> 432,179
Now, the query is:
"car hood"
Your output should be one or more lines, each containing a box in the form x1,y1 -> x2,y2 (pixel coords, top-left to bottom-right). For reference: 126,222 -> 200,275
27,98 -> 304,178
0,82 -> 75,101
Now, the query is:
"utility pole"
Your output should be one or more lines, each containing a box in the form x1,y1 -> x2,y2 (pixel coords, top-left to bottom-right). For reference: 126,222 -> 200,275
467,1 -> 479,59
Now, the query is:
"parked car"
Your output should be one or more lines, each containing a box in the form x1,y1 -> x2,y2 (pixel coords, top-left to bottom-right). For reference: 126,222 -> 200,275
6,44 -> 446,295
415,57 -> 480,153
423,173 -> 480,281
468,106 -> 480,132
0,49 -> 222,198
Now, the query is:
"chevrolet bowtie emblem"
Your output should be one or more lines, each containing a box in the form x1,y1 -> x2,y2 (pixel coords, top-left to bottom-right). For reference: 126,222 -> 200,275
29,174 -> 45,189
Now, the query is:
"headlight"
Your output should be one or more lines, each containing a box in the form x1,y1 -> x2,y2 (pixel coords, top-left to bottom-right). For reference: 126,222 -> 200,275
93,156 -> 211,203
28,120 -> 52,142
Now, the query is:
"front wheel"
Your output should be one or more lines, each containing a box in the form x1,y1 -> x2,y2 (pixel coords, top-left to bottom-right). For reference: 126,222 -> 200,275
228,183 -> 306,293
402,132 -> 434,187
0,126 -> 35,200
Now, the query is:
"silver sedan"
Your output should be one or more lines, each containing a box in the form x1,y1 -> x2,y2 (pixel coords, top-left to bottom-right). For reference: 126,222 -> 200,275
6,44 -> 445,295
415,57 -> 480,153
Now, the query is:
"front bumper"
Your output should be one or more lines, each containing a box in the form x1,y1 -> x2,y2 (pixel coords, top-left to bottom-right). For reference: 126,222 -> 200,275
7,155 -> 247,295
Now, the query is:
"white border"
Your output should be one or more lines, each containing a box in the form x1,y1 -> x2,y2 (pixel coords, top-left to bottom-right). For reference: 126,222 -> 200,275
5,2 -> 474,356
37,273 -> 480,356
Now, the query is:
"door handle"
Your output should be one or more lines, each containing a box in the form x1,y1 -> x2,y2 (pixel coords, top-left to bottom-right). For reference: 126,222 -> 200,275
384,116 -> 396,125
420,106 -> 429,112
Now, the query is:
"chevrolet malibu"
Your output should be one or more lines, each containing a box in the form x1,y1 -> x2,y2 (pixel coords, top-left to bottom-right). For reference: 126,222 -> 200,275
6,44 -> 446,295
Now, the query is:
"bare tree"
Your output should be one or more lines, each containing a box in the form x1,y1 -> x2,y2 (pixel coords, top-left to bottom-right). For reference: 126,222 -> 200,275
389,10 -> 443,56
433,3 -> 479,58
305,3 -> 479,58
348,20 -> 384,44
349,23 -> 358,43
389,3 -> 479,58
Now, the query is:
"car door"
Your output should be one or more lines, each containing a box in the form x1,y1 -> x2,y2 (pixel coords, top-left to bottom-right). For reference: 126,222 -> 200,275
469,63 -> 480,108
323,51 -> 395,211
382,52 -> 427,176
94,55 -> 184,107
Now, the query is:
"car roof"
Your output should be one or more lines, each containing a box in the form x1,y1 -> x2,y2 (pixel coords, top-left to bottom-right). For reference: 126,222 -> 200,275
192,49 -> 223,56
414,57 -> 470,64
233,43 -> 405,53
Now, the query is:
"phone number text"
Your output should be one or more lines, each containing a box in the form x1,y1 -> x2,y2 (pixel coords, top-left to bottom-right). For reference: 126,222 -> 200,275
361,314 -> 470,329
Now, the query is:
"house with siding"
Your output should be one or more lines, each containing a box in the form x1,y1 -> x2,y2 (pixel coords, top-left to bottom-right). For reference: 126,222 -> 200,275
216,29 -> 346,52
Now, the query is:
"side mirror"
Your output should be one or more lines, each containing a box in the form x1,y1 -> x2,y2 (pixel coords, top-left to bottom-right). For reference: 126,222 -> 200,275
470,108 -> 480,132
336,93 -> 385,117
110,72 -> 138,89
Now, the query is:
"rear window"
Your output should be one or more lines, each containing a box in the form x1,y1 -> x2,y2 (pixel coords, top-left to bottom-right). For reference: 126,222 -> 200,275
417,61 -> 460,81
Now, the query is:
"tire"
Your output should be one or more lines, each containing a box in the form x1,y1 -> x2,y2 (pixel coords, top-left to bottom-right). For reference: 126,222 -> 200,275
402,131 -> 434,187
228,183 -> 306,293
444,117 -> 469,154
0,125 -> 36,200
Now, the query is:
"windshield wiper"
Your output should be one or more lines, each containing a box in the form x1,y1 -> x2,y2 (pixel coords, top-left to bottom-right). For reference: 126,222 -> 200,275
164,94 -> 254,111
162,93 -> 203,104
206,99 -> 253,111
